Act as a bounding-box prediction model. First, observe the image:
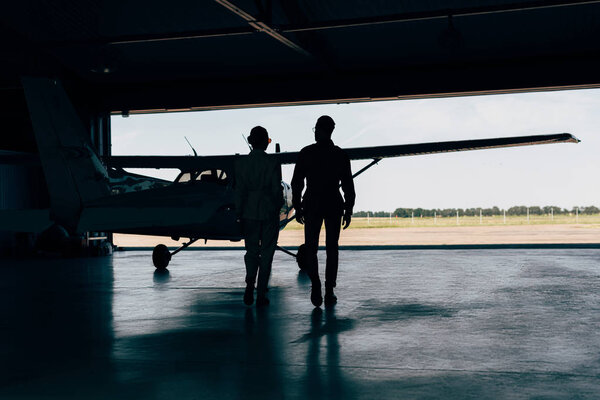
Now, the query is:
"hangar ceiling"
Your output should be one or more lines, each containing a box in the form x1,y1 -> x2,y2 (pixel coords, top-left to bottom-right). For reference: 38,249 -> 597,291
1,0 -> 600,115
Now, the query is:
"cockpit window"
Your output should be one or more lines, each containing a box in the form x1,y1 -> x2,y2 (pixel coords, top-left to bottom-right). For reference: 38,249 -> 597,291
175,169 -> 228,184
177,172 -> 194,182
198,169 -> 227,183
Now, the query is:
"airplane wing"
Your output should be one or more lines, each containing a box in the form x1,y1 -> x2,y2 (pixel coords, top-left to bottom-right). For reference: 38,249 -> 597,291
104,133 -> 579,171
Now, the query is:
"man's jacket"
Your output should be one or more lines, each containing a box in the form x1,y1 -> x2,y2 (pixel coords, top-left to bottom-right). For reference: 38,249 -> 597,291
291,139 -> 356,216
234,149 -> 283,220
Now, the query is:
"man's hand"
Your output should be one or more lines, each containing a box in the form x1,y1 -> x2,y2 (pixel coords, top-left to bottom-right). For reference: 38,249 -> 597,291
295,209 -> 304,225
343,213 -> 352,230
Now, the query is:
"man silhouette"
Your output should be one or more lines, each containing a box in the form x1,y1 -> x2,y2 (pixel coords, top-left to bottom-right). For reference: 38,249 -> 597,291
235,126 -> 283,307
291,116 -> 355,307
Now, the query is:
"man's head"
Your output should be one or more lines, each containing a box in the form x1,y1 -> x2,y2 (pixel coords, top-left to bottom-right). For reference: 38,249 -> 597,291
248,126 -> 270,150
314,115 -> 335,143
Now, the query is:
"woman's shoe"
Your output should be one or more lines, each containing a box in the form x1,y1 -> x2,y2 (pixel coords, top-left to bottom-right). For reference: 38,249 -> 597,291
244,285 -> 254,306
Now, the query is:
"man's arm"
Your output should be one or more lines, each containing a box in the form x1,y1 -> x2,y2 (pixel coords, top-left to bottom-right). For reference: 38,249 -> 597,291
290,151 -> 306,224
340,152 -> 355,229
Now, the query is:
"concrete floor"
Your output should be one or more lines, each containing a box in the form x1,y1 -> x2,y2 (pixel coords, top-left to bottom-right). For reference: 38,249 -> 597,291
0,249 -> 599,399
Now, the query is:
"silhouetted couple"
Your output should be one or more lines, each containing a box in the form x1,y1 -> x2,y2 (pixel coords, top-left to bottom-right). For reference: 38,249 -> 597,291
235,116 -> 355,308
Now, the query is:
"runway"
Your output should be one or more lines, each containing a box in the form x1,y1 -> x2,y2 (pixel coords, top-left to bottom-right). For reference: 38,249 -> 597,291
1,249 -> 599,399
114,224 -> 600,248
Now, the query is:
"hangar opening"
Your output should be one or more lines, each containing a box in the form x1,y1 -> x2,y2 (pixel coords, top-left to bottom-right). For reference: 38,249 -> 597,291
108,88 -> 599,249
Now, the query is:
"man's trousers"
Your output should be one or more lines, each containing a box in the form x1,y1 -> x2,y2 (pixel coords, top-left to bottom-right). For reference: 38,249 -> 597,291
304,213 -> 342,289
242,217 -> 279,295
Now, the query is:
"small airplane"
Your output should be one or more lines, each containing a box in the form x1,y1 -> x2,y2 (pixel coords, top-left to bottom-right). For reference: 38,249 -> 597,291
0,77 -> 580,270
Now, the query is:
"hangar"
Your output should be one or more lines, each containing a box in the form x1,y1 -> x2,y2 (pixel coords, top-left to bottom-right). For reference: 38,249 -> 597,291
1,1 -> 599,398
2,0 -> 600,253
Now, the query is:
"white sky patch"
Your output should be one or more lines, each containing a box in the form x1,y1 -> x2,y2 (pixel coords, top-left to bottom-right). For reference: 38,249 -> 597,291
111,89 -> 600,211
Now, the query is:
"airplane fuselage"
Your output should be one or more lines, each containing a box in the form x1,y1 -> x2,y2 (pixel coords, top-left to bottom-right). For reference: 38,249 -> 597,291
80,178 -> 294,242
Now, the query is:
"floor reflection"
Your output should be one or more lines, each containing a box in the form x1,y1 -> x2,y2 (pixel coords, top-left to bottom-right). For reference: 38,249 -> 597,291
109,277 -> 289,399
302,307 -> 355,400
2,249 -> 599,398
109,275 -> 354,399
153,268 -> 171,285
241,307 -> 285,399
297,269 -> 311,286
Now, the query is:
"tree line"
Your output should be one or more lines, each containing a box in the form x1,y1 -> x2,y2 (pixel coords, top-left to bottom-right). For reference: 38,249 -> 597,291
354,206 -> 600,218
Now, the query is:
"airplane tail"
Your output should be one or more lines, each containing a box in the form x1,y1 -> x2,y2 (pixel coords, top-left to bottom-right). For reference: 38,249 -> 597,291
22,77 -> 111,230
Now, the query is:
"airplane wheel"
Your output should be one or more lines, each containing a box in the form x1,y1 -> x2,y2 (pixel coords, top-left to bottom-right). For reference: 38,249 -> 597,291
296,244 -> 307,271
152,244 -> 171,270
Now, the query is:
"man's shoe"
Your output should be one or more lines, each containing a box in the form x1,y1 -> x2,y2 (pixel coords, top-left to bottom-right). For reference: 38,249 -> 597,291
311,284 -> 323,307
244,285 -> 254,306
324,289 -> 337,307
256,296 -> 270,307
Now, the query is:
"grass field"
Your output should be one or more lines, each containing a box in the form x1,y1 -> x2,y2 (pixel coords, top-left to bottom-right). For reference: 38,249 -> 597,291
283,214 -> 600,230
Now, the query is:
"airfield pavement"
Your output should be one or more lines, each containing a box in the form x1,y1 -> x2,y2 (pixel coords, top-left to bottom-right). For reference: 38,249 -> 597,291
114,224 -> 600,248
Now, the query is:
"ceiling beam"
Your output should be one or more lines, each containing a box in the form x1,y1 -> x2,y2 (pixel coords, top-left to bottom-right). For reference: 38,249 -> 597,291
38,0 -> 600,48
106,26 -> 254,45
285,0 -> 600,33
213,0 -> 312,57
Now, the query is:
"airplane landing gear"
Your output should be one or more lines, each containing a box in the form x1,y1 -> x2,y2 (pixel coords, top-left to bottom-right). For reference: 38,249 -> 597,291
276,244 -> 308,271
296,244 -> 307,271
152,244 -> 171,270
152,238 -> 200,270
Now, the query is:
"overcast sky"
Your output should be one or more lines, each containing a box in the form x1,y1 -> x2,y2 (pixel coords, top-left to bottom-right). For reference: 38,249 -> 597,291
111,89 -> 599,212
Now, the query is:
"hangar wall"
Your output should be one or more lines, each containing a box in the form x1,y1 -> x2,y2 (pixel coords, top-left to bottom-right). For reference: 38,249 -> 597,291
0,164 -> 48,256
